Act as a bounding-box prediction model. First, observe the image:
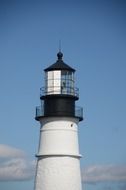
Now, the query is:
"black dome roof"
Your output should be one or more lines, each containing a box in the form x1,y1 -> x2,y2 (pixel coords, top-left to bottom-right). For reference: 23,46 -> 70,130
44,52 -> 75,72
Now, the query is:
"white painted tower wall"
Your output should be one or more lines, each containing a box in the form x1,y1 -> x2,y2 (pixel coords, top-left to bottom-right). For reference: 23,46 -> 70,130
34,117 -> 82,190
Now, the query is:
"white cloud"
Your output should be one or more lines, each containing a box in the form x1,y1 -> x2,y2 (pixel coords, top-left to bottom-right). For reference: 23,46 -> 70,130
0,144 -> 25,158
0,158 -> 35,181
0,144 -> 36,181
82,165 -> 126,184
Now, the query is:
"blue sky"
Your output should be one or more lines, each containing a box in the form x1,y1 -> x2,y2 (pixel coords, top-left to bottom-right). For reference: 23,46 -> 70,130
0,0 -> 126,190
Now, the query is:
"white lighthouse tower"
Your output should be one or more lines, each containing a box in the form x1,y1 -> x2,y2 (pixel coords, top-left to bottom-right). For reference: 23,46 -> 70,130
34,51 -> 83,190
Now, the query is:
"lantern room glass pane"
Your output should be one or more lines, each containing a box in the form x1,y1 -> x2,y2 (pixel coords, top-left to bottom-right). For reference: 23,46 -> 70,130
45,71 -> 61,94
46,71 -> 53,94
53,71 -> 61,94
61,71 -> 74,95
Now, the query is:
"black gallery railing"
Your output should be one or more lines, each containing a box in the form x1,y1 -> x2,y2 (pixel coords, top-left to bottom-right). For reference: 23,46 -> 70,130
35,105 -> 83,120
40,86 -> 79,98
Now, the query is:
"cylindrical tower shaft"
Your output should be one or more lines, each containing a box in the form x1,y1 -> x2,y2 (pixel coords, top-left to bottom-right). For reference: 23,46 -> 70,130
34,117 -> 82,190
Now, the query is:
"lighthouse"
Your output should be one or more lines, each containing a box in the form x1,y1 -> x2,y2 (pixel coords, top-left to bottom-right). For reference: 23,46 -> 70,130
34,51 -> 83,190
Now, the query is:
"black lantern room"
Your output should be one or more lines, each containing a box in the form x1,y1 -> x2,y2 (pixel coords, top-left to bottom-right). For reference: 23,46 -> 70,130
35,52 -> 83,121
